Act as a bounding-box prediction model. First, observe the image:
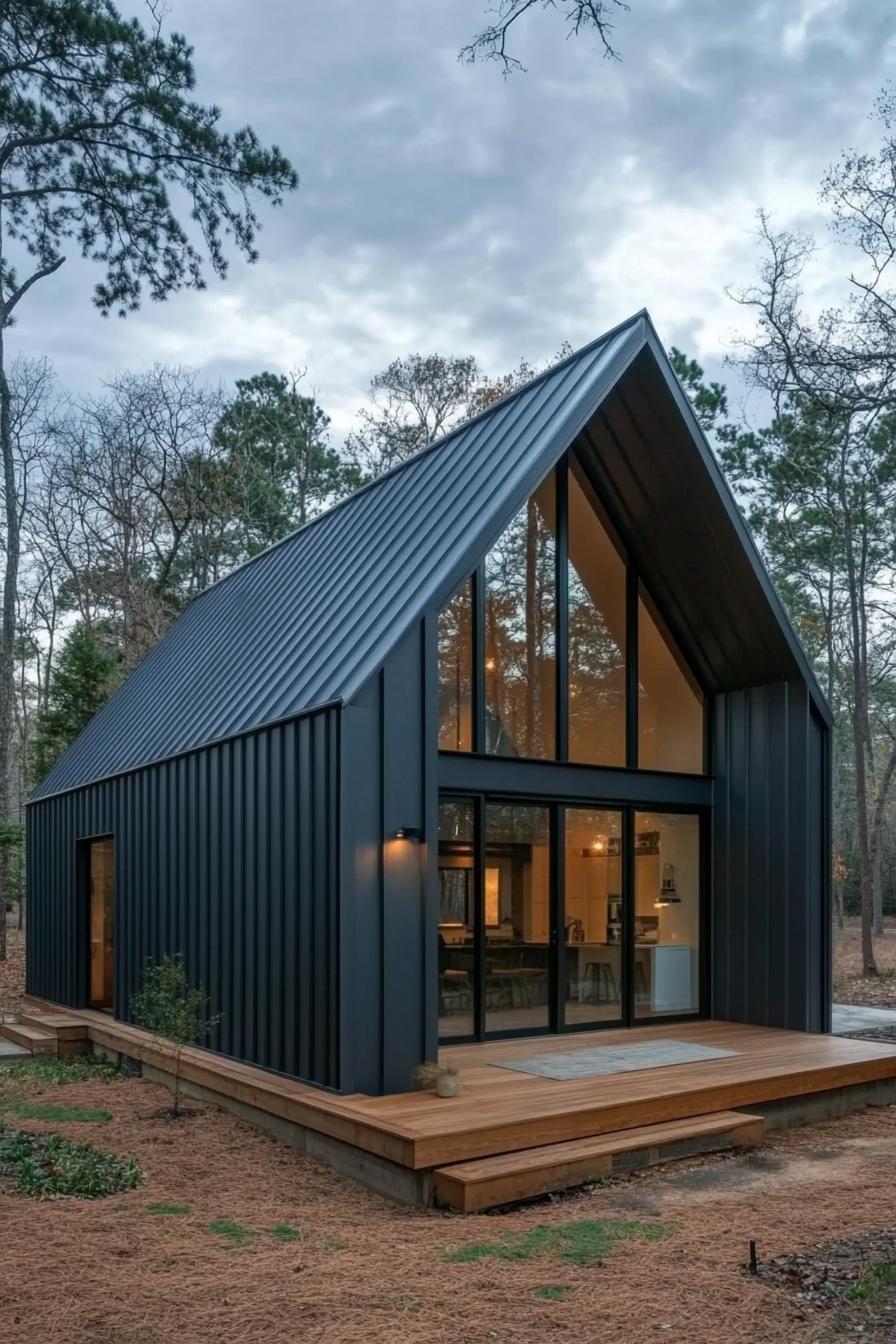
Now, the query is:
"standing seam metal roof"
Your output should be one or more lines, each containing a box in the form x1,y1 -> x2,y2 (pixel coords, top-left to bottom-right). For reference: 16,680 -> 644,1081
31,310 -> 827,801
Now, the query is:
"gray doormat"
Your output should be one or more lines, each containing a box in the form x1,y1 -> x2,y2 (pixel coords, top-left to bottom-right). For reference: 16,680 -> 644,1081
495,1040 -> 740,1080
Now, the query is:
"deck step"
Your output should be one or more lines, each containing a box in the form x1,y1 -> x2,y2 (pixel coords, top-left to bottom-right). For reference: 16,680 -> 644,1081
17,1011 -> 89,1042
432,1110 -> 765,1212
0,1023 -> 58,1056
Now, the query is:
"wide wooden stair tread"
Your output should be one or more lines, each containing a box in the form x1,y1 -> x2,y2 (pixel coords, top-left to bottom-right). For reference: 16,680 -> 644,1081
432,1110 -> 764,1212
18,1011 -> 89,1041
0,1022 -> 58,1054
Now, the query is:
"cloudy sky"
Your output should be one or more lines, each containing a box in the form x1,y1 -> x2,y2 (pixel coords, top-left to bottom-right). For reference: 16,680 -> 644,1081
12,0 -> 896,436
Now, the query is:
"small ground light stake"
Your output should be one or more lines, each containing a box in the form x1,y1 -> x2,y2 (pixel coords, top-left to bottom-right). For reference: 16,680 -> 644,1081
748,1240 -> 758,1275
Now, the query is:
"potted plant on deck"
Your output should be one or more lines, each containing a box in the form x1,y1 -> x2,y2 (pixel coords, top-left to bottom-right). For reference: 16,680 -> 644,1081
411,1060 -> 461,1098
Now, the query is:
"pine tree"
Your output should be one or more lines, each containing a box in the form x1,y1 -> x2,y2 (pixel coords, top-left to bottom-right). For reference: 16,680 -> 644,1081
30,623 -> 123,783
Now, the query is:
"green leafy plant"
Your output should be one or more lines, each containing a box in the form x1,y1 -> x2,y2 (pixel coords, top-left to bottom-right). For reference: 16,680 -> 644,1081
130,953 -> 220,1117
845,1259 -> 896,1306
534,1286 -> 572,1301
0,1054 -> 121,1097
0,1125 -> 141,1198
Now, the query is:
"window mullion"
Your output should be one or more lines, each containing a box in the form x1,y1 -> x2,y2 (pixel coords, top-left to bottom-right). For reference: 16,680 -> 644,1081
626,563 -> 639,768
556,460 -> 569,762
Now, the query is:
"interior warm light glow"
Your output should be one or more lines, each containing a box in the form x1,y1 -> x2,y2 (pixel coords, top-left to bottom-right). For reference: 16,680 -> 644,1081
485,866 -> 500,926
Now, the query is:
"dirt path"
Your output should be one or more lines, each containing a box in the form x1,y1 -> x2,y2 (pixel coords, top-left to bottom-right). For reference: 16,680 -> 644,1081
2,1068 -> 896,1344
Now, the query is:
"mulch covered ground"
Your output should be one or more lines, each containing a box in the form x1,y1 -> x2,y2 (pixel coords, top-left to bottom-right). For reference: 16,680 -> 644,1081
2,1064 -> 896,1344
0,914 -> 25,1018
834,917 -> 896,1008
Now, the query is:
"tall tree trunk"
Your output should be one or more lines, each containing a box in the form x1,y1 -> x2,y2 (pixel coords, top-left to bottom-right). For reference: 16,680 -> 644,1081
843,511 -> 877,975
873,847 -> 884,936
0,317 -> 14,963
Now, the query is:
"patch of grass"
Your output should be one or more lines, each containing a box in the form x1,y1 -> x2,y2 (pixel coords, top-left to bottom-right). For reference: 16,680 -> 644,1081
207,1218 -> 254,1247
447,1219 -> 671,1268
268,1223 -> 306,1243
324,1236 -> 347,1252
845,1259 -> 896,1307
0,1125 -> 142,1198
147,1202 -> 192,1217
0,1055 -> 120,1093
4,1100 -> 112,1123
534,1285 -> 572,1301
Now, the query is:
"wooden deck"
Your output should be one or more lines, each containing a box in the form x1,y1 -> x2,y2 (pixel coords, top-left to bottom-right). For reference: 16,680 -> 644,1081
17,1002 -> 896,1206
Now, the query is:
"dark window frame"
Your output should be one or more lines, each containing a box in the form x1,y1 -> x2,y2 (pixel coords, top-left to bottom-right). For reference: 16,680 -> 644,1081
439,450 -> 706,775
437,789 -> 709,1046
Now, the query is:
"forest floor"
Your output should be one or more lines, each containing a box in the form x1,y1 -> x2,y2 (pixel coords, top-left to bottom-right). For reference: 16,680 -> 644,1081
2,918 -> 896,1340
2,1057 -> 896,1344
833,917 -> 896,1009
0,911 -> 25,1018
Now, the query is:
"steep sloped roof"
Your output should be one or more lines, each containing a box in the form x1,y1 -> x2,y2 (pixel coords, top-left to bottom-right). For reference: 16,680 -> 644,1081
31,311 -> 829,802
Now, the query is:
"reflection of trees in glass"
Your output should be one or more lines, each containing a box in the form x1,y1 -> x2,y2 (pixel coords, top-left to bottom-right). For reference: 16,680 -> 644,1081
485,801 -> 549,847
485,484 -> 556,758
437,579 -> 473,750
568,565 -> 626,764
438,798 -> 474,844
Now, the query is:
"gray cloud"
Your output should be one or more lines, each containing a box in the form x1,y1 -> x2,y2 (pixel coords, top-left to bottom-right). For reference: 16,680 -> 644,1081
9,0 -> 896,432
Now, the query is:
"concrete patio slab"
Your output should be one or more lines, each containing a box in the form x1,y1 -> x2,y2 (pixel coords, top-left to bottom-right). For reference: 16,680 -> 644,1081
833,1003 -> 896,1034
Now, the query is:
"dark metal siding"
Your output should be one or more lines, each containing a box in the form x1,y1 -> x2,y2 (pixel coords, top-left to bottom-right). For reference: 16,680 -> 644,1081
340,620 -> 438,1095
26,707 -> 341,1089
711,681 -> 830,1032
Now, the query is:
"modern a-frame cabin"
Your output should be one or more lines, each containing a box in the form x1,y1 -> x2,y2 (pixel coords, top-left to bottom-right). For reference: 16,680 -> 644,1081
26,311 -> 834,1104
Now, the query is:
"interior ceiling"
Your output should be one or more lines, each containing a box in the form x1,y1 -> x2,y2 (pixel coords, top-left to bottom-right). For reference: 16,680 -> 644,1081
576,347 -> 801,697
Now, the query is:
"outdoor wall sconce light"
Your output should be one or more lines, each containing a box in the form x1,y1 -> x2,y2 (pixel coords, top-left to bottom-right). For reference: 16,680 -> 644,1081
392,826 -> 423,841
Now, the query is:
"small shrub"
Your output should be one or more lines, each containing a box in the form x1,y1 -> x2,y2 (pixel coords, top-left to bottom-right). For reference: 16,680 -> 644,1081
130,953 -> 220,1117
0,1125 -> 142,1198
845,1259 -> 896,1306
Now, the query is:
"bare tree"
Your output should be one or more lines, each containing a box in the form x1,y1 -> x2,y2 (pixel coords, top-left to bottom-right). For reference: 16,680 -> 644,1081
729,190 -> 896,975
47,367 -> 224,669
461,0 -> 629,74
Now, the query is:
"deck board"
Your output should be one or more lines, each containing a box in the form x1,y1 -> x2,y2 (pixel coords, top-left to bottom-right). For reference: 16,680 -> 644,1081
22,999 -> 896,1172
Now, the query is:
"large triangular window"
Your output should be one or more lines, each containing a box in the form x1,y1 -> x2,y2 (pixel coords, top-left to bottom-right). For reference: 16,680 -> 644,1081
436,452 -> 705,774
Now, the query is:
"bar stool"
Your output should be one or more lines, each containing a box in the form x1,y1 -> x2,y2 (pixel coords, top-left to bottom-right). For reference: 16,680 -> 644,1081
582,961 -> 618,1003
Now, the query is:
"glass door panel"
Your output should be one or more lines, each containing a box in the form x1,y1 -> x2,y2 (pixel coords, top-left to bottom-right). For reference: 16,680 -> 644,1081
633,812 -> 700,1017
437,799 -> 476,1039
484,802 -> 550,1035
563,808 -> 623,1027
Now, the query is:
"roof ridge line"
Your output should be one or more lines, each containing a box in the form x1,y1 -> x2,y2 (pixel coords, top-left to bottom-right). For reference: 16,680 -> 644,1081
187,310 -> 649,608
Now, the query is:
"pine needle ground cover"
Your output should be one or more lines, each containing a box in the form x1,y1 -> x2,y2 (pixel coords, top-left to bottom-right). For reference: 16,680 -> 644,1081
0,1065 -> 894,1343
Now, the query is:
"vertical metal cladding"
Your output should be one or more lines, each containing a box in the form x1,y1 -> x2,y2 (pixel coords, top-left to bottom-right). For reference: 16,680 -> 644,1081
340,620 -> 437,1096
711,680 -> 830,1032
25,706 -> 340,1089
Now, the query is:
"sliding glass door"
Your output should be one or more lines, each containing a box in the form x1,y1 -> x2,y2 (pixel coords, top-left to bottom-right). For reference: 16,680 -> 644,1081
438,795 -> 704,1042
633,811 -> 701,1018
563,809 -> 624,1028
